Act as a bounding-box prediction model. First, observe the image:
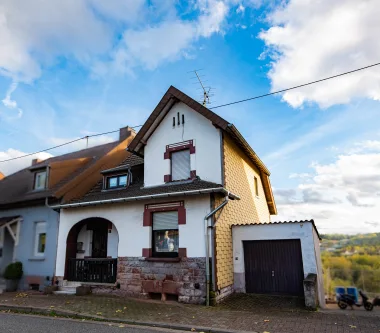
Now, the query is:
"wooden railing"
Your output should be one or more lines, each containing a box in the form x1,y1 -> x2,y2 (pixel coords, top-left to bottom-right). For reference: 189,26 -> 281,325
68,258 -> 117,283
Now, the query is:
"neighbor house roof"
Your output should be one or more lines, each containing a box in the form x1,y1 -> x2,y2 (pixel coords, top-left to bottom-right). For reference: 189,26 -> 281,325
127,86 -> 276,215
232,220 -> 321,240
0,127 -> 136,207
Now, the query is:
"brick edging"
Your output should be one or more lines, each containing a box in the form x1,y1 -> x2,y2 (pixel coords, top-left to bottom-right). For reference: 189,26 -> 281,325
0,304 -> 254,333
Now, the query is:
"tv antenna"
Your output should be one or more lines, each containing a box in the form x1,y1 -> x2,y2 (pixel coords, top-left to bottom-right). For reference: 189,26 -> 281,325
190,69 -> 214,106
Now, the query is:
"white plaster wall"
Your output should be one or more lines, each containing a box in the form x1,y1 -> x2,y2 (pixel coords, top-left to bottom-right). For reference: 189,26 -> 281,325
55,195 -> 211,277
232,222 -> 325,306
107,226 -> 119,258
313,228 -> 326,308
76,225 -> 92,259
144,102 -> 222,187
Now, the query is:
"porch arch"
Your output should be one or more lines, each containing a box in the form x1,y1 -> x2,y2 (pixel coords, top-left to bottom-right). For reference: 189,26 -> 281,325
64,217 -> 119,283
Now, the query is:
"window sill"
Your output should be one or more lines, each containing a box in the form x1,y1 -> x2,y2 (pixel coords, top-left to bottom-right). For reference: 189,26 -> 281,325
145,257 -> 181,263
28,257 -> 45,262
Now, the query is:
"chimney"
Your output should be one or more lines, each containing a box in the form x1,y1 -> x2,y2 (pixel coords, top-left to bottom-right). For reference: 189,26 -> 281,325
32,158 -> 42,166
119,126 -> 136,141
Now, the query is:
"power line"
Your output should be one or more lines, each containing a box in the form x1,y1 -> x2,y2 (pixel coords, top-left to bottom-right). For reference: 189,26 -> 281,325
3,62 -> 380,164
0,125 -> 143,163
209,62 -> 380,110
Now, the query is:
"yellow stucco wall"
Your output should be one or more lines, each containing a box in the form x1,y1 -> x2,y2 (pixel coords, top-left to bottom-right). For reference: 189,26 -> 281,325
215,134 -> 271,290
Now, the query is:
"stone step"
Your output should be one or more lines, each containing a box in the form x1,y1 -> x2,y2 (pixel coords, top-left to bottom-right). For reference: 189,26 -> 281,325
62,280 -> 82,287
53,290 -> 76,295
58,286 -> 78,293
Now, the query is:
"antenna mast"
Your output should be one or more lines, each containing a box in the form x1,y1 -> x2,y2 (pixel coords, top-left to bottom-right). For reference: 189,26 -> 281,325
191,69 -> 214,107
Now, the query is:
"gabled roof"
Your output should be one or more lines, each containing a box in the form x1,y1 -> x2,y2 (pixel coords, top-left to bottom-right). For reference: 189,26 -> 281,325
128,86 -> 270,175
0,141 -> 120,207
127,85 -> 276,214
0,125 -> 139,208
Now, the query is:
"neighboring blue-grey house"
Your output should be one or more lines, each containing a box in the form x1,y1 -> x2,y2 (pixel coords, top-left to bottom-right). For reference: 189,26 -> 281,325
0,127 -> 135,290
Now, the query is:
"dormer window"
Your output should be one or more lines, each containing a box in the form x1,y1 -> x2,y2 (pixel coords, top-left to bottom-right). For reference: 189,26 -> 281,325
34,171 -> 47,190
107,174 -> 128,189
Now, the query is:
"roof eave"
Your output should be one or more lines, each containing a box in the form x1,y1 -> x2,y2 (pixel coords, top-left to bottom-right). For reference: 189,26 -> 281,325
50,187 -> 240,209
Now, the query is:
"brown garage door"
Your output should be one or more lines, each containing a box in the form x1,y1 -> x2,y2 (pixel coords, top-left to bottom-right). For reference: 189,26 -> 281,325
243,239 -> 304,296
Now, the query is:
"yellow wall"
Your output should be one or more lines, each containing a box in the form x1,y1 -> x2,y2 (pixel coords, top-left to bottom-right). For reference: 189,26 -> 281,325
215,134 -> 271,289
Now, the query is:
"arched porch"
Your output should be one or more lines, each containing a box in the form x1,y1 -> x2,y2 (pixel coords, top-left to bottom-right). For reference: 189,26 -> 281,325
65,217 -> 118,284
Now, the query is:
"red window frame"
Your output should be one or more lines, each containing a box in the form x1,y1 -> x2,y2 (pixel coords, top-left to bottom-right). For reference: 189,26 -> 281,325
142,201 -> 186,259
164,140 -> 196,182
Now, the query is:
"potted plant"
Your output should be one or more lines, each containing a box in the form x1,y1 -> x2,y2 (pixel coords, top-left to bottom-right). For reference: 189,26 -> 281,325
4,262 -> 23,292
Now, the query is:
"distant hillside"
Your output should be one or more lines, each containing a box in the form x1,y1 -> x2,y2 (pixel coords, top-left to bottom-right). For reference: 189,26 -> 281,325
321,233 -> 380,255
320,233 -> 380,296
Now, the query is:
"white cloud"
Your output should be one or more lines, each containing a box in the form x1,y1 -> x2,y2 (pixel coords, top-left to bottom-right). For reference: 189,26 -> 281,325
0,149 -> 52,176
275,148 -> 380,234
259,0 -> 380,108
350,140 -> 380,154
0,0 -> 118,82
0,0 -> 237,82
108,0 -> 229,72
1,81 -> 23,118
88,0 -> 145,22
236,4 -> 245,14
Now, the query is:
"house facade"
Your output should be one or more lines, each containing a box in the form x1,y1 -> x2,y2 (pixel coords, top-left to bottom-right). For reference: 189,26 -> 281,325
53,86 -> 277,304
0,127 -> 135,290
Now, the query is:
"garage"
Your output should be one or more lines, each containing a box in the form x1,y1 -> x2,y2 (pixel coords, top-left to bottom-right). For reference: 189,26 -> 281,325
232,220 -> 325,308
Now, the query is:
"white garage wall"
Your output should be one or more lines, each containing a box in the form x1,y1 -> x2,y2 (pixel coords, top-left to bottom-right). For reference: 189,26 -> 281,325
312,227 -> 326,308
55,195 -> 211,277
232,222 -> 324,306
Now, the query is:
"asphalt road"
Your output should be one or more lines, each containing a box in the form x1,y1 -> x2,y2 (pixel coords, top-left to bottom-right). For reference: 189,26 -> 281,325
0,313 -> 182,333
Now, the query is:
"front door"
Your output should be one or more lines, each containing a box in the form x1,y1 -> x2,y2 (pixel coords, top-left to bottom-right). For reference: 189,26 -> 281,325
243,239 -> 304,296
91,225 -> 108,258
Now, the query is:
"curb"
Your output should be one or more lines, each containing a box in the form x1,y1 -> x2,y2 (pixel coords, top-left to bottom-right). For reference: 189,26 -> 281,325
0,304 -> 254,333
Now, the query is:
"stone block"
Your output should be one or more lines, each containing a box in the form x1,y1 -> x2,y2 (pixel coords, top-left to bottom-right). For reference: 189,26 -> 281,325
162,281 -> 180,295
304,273 -> 318,310
127,284 -> 142,293
76,285 -> 91,296
43,286 -> 58,295
178,296 -> 190,303
142,280 -> 162,293
129,279 -> 142,286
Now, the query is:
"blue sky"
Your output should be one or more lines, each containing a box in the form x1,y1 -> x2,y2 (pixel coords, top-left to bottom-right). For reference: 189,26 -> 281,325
1,0 -> 380,234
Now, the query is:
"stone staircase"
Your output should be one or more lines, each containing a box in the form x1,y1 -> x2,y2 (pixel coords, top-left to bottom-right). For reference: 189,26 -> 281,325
0,277 -> 5,294
53,280 -> 82,295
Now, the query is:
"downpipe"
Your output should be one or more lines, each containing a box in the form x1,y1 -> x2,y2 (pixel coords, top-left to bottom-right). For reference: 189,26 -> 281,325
204,195 -> 229,306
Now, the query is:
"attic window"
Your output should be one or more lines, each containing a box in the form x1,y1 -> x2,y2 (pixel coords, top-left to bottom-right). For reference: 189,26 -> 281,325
106,174 -> 128,189
34,171 -> 47,190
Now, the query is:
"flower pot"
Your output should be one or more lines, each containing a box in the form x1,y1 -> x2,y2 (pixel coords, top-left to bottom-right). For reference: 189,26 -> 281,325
5,279 -> 19,292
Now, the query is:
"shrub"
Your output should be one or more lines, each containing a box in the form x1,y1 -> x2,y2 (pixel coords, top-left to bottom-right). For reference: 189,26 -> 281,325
4,261 -> 23,280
